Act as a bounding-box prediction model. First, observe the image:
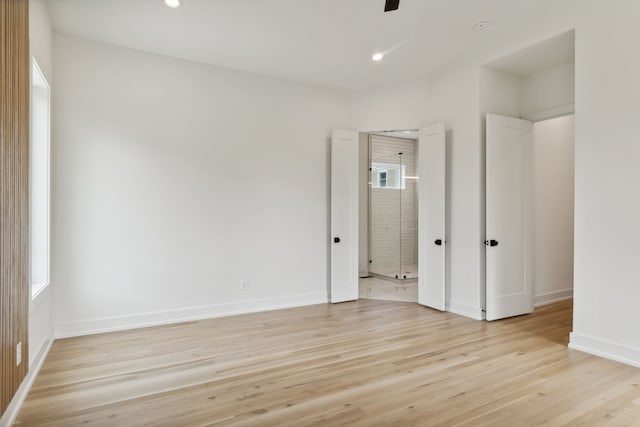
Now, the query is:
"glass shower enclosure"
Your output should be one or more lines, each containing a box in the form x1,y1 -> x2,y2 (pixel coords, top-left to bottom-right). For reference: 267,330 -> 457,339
368,134 -> 418,280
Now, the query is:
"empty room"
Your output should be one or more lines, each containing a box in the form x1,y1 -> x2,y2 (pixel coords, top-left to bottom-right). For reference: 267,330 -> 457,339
2,0 -> 640,425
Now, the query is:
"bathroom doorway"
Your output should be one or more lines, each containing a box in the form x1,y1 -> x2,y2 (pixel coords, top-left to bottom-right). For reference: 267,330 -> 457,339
359,130 -> 419,302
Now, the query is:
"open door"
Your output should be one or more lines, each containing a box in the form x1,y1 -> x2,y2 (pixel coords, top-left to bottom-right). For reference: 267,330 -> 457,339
485,114 -> 533,320
418,123 -> 446,310
330,129 -> 359,303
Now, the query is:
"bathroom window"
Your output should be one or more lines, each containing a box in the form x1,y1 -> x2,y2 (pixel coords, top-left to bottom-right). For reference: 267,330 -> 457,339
371,163 -> 405,189
379,171 -> 387,187
31,59 -> 50,299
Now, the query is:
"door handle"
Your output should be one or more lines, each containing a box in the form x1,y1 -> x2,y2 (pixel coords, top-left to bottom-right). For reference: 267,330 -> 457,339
333,237 -> 341,243
434,239 -> 443,246
484,239 -> 499,247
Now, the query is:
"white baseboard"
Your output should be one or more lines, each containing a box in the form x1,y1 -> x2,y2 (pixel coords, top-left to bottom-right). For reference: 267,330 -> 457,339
0,337 -> 54,427
55,292 -> 329,339
447,300 -> 484,320
569,332 -> 640,369
534,289 -> 573,307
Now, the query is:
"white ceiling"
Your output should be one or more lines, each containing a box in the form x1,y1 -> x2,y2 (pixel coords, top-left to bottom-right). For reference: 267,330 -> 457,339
46,0 -> 561,91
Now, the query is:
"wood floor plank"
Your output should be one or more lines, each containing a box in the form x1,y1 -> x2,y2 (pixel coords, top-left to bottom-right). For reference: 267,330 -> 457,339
14,299 -> 640,426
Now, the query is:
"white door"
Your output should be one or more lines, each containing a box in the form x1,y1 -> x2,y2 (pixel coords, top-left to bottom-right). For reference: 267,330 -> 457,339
331,129 -> 359,303
485,114 -> 533,320
418,123 -> 446,310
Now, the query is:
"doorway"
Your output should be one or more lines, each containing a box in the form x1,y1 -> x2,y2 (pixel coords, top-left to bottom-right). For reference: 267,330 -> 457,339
531,115 -> 575,307
355,125 -> 447,309
484,113 -> 574,320
481,30 -> 575,320
360,131 -> 419,302
368,132 -> 418,281
330,124 -> 446,308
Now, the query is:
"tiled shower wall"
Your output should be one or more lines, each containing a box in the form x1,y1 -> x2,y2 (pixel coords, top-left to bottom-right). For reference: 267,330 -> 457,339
369,135 -> 417,277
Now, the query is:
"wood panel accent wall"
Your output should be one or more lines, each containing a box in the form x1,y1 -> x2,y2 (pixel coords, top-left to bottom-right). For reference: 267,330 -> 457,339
0,0 -> 30,416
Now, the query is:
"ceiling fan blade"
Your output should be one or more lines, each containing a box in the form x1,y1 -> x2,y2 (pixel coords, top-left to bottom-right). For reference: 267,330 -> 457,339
384,0 -> 400,12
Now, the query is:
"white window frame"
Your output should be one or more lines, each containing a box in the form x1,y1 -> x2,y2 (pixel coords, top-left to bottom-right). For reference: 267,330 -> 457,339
30,58 -> 51,299
371,162 -> 406,190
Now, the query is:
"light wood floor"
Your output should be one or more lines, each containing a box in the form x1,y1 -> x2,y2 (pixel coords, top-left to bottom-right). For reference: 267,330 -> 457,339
359,276 -> 418,302
15,300 -> 640,426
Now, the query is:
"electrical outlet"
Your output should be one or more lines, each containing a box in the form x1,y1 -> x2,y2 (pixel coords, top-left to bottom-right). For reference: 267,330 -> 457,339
16,341 -> 22,366
241,279 -> 250,291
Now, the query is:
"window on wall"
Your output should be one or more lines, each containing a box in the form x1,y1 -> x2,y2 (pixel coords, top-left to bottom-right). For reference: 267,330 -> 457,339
31,59 -> 50,298
371,162 -> 406,189
379,171 -> 387,188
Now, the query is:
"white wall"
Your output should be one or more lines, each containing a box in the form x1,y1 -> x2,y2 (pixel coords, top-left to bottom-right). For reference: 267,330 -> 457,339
480,61 -> 575,122
569,0 -> 640,367
533,115 -> 574,306
29,0 -> 52,79
28,287 -> 52,366
522,62 -> 575,120
351,78 -> 430,133
479,68 -> 522,119
51,35 -> 351,337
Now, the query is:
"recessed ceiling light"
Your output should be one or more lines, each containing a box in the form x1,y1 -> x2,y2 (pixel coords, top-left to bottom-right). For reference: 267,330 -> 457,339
372,52 -> 384,62
474,20 -> 488,30
165,0 -> 181,8
403,130 -> 411,134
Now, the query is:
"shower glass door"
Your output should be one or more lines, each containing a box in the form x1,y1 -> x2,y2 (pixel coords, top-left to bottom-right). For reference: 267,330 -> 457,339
369,134 -> 418,280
